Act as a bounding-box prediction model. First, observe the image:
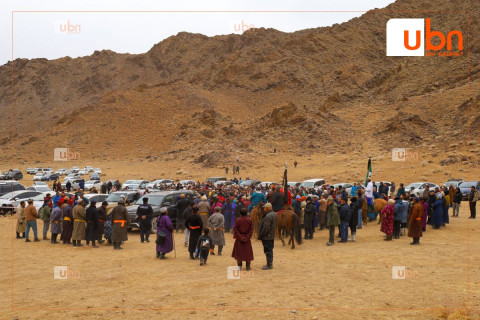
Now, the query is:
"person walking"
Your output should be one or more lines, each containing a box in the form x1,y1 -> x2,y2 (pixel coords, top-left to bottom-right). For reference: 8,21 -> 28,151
196,228 -> 213,266
24,199 -> 40,242
185,207 -> 203,260
15,201 -> 26,239
258,203 -> 278,270
208,207 -> 226,256
137,197 -> 153,243
111,199 -> 130,250
72,199 -> 86,247
39,198 -> 51,240
452,187 -> 462,217
326,196 -> 340,246
232,207 -> 254,270
197,196 -> 210,229
156,207 -> 174,259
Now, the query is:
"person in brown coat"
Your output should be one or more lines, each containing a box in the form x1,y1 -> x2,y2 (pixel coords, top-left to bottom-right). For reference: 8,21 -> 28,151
111,199 -> 130,250
72,199 -> 86,247
408,197 -> 424,245
24,199 -> 40,242
231,207 -> 254,270
16,201 -> 26,238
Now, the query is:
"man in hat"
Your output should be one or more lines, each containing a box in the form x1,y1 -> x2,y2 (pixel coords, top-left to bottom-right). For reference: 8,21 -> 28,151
50,199 -> 63,244
208,206 -> 225,255
24,199 -> 40,242
39,198 -> 52,240
137,197 -> 153,243
338,198 -> 351,243
111,199 -> 129,250
72,198 -> 86,247
258,203 -> 278,270
248,187 -> 266,213
197,196 -> 210,228
468,186 -> 479,219
61,197 -> 74,244
303,197 -> 315,240
85,201 -> 99,247
326,196 -> 340,246
408,197 -> 424,245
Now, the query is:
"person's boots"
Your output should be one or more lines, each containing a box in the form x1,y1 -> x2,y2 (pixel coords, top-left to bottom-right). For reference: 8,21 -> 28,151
218,245 -> 223,256
43,236 -> 49,240
262,259 -> 273,270
246,261 -> 251,271
189,252 -> 195,260
21,233 -> 25,238
16,232 -> 20,239
237,262 -> 243,271
156,251 -> 160,258
91,241 -> 98,248
349,234 -> 355,242
117,242 -> 123,250
76,240 -> 83,247
415,238 -> 420,245
159,252 -> 166,259
384,235 -> 392,241
34,237 -> 40,242
25,238 -> 31,242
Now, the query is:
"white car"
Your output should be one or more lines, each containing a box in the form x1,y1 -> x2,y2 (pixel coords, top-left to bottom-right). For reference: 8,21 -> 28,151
94,168 -> 102,174
65,173 -> 81,180
332,183 -> 354,195
123,180 -> 150,190
259,182 -> 280,189
405,182 -> 439,197
214,181 -> 237,187
56,168 -> 67,175
27,185 -> 52,192
146,179 -> 174,189
84,180 -> 102,191
61,178 -> 86,191
33,173 -> 44,181
85,166 -> 94,173
26,168 -> 36,174
179,180 -> 196,186
78,169 -> 88,175
300,178 -> 326,189
0,190 -> 42,213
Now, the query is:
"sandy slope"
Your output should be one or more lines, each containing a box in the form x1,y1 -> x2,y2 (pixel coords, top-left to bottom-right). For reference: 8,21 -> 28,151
0,204 -> 478,320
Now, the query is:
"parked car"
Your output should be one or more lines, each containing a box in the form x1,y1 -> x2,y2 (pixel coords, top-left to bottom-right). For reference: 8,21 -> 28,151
206,177 -> 227,183
42,168 -> 53,174
300,178 -> 326,189
26,168 -> 36,174
94,168 -> 102,174
458,181 -> 480,200
179,180 -> 196,186
1,169 -> 23,181
0,190 -> 42,214
239,179 -> 262,187
214,181 -> 237,187
405,182 -> 439,197
84,180 -> 102,191
332,183 -> 354,195
27,185 -> 52,192
122,180 -> 149,190
83,193 -> 109,206
33,173 -> 45,181
444,179 -> 464,189
126,190 -> 194,231
78,169 -> 88,175
32,191 -> 74,213
65,173 -> 81,180
287,182 -> 301,188
55,168 -> 67,175
85,166 -> 94,173
0,181 -> 26,196
89,172 -> 100,181
259,182 -> 280,188
105,191 -> 141,214
61,178 -> 86,191
146,179 -> 174,189
41,173 -> 60,181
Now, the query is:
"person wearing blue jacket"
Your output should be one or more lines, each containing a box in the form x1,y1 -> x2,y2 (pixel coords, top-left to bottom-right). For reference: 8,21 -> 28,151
247,187 -> 266,213
393,197 -> 407,239
338,198 -> 351,243
432,193 -> 444,229
350,183 -> 358,197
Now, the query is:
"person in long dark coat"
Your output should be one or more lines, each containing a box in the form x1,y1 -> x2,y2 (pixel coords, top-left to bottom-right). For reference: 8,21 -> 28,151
50,202 -> 63,244
111,200 -> 130,250
97,201 -> 107,244
432,194 -> 444,229
85,201 -> 99,247
72,199 -> 86,247
61,198 -> 74,244
222,198 -> 234,233
156,207 -> 174,259
185,207 -> 203,260
408,197 -> 424,245
231,207 -> 254,270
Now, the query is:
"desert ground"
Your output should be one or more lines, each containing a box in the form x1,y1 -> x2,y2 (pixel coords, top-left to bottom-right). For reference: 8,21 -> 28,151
0,200 -> 478,319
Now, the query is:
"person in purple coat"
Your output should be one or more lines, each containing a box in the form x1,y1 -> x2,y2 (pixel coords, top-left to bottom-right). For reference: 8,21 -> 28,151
50,201 -> 63,244
156,207 -> 174,259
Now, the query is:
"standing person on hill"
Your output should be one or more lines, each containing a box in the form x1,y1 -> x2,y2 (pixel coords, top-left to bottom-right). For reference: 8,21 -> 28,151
111,199 -> 130,250
303,197 -> 315,240
208,207 -> 225,256
349,197 -> 359,242
258,203 -> 278,270
72,198 -> 86,247
222,196 -> 234,233
318,194 -> 328,230
469,186 -> 479,219
408,197 -> 424,245
232,207 -> 254,270
380,199 -> 395,241
390,182 -> 396,198
156,207 -> 174,259
452,187 -> 462,217
137,197 -> 153,243
197,196 -> 211,228
24,199 -> 40,242
50,200 -> 62,244
432,193 -> 444,229
16,201 -> 26,239
85,201 -> 99,247
326,196 -> 340,246
96,201 -> 107,244
39,198 -> 51,240
338,198 -> 351,243
61,198 -> 74,244
185,207 -> 203,260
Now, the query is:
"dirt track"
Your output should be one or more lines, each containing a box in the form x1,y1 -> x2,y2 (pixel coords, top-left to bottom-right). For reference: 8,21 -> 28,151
0,204 -> 478,320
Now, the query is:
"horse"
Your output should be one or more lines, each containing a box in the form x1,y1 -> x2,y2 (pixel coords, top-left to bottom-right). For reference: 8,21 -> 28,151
361,198 -> 388,224
250,202 -> 264,239
276,206 -> 298,249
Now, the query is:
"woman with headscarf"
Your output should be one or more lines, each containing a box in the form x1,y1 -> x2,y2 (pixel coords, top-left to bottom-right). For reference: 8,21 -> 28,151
432,193 -> 444,230
232,207 -> 254,270
156,207 -> 174,259
380,199 -> 395,241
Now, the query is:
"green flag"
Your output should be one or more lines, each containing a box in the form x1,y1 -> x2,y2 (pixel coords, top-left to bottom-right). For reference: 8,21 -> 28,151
364,158 -> 372,187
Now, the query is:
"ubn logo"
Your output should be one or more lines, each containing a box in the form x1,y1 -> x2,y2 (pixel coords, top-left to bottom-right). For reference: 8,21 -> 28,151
54,148 -> 80,161
386,18 -> 463,56
54,20 -> 81,34
232,20 -> 255,34
54,266 -> 81,280
392,148 -> 418,162
227,266 -> 254,280
392,266 -> 419,280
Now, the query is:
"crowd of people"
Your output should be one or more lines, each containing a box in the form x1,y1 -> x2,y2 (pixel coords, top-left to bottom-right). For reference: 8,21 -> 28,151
14,176 -> 479,270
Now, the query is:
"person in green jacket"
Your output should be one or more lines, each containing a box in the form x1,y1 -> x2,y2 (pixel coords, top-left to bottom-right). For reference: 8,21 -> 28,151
39,199 -> 52,240
326,196 -> 340,246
